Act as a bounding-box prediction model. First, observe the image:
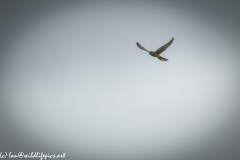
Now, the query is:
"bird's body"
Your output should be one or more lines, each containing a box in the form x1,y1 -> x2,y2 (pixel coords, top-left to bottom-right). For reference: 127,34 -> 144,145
136,37 -> 174,61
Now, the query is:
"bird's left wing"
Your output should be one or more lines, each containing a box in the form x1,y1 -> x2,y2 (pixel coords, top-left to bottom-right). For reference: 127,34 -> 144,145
136,42 -> 150,52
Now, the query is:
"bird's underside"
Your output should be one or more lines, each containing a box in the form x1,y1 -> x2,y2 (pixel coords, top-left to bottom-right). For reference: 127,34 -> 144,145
136,37 -> 174,61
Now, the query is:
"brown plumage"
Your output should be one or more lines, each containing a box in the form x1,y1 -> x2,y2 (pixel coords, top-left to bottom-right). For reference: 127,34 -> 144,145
136,37 -> 174,61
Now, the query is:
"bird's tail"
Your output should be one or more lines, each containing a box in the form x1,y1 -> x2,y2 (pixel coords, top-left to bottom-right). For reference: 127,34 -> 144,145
157,55 -> 168,61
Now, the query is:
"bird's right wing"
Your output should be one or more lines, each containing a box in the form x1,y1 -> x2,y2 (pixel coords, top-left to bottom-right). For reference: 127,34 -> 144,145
136,42 -> 150,52
155,37 -> 174,54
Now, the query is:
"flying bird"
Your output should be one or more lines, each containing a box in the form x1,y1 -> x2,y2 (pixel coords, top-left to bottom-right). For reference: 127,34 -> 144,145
136,37 -> 174,61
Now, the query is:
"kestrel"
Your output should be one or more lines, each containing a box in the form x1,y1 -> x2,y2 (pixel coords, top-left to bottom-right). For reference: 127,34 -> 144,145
136,37 -> 174,61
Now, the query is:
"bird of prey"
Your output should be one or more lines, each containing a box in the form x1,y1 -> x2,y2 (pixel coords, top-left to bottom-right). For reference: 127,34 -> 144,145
136,37 -> 174,61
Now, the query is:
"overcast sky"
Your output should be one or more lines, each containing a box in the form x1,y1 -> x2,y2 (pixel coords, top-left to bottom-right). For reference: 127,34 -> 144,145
0,1 -> 240,160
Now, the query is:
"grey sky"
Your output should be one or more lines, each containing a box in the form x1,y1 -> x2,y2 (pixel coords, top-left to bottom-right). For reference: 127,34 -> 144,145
0,1 -> 240,160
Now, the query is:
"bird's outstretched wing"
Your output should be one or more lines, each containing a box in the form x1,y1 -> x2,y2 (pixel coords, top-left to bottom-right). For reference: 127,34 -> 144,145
136,42 -> 150,52
155,37 -> 174,54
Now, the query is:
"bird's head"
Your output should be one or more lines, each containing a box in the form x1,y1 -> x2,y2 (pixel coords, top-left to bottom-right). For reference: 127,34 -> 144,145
149,51 -> 154,56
